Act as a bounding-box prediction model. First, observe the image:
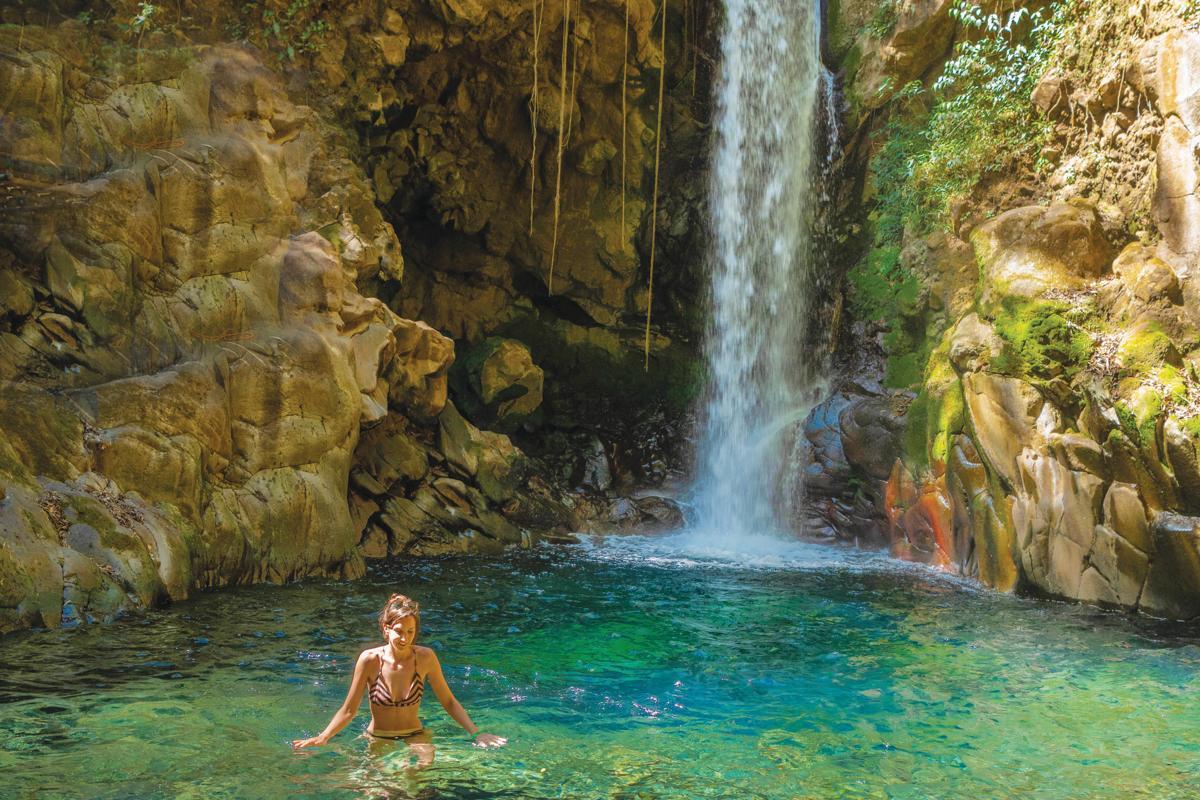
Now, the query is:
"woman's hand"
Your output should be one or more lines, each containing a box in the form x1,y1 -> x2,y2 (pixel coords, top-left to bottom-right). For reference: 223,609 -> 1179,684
473,732 -> 507,748
291,734 -> 328,749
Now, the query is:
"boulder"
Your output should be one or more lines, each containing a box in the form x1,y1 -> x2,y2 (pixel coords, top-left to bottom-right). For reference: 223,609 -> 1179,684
453,337 -> 544,425
479,339 -> 544,420
1140,513 -> 1200,619
972,203 -> 1113,306
438,402 -> 524,503
948,313 -> 1004,373
840,396 -> 907,482
1112,243 -> 1182,305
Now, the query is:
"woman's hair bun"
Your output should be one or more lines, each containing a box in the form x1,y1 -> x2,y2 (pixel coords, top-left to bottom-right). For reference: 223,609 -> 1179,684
379,593 -> 421,629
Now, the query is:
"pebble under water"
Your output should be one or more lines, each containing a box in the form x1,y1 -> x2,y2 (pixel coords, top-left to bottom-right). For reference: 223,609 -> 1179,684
2,535 -> 1200,799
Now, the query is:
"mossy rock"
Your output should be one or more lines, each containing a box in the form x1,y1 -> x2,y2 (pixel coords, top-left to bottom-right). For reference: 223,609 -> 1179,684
986,298 -> 1092,382
1117,322 -> 1182,376
902,342 -> 965,473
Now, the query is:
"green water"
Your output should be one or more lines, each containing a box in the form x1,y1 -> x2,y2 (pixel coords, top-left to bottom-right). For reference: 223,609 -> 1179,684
3,534 -> 1200,799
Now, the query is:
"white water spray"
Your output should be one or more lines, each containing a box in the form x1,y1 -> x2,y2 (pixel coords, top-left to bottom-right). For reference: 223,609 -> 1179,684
693,0 -> 835,541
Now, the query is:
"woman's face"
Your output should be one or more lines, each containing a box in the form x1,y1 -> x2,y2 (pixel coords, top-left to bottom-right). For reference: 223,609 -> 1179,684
383,615 -> 417,650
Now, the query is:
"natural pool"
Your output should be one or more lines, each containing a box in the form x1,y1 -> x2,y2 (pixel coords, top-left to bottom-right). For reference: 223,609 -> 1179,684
3,534 -> 1200,800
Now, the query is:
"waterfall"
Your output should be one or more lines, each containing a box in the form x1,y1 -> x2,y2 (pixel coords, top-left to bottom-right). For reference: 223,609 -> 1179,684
693,0 -> 835,540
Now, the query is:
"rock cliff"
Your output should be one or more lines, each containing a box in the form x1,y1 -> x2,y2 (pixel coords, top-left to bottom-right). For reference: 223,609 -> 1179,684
812,0 -> 1200,618
0,0 -> 699,633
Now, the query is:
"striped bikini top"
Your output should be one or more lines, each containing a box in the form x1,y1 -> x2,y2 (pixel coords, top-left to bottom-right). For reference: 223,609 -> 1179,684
369,654 -> 424,708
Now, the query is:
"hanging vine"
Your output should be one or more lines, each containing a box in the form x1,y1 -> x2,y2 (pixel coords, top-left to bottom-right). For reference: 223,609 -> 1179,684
621,0 -> 630,242
548,0 -> 573,293
644,0 -> 667,370
529,0 -> 543,235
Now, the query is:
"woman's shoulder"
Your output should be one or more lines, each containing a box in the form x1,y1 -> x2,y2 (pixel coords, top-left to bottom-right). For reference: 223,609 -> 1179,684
358,646 -> 385,664
414,644 -> 438,665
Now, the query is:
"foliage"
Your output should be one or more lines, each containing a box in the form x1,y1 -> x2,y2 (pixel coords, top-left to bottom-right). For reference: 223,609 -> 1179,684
115,2 -> 157,41
847,244 -> 907,321
868,1 -> 1069,237
867,0 -> 900,38
228,0 -> 330,63
849,2 -> 1073,395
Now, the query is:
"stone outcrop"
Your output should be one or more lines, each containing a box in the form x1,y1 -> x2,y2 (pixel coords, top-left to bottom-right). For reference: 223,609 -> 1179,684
1134,29 -> 1200,260
821,1 -> 1200,618
971,203 -> 1112,307
0,23 -> 576,634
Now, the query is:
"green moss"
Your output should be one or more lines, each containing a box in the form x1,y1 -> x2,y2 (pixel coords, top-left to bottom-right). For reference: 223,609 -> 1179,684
930,377 -> 966,467
1117,323 -> 1176,375
902,381 -> 965,475
1180,416 -> 1200,439
1157,366 -> 1188,402
987,298 -> 1092,382
1126,385 -> 1165,449
847,245 -> 908,323
903,391 -> 933,474
900,338 -> 964,474
883,353 -> 924,390
1114,403 -> 1141,447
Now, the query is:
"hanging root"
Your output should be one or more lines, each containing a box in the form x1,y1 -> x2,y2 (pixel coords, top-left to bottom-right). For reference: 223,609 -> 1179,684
621,0 -> 630,242
564,1 -> 581,145
548,0 -> 572,294
529,0 -> 542,235
644,0 -> 667,371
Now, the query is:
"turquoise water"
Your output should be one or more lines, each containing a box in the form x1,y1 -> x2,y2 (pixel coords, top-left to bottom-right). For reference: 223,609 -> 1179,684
3,534 -> 1200,799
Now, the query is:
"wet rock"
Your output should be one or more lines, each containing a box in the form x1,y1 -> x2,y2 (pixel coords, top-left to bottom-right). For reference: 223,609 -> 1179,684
602,494 -> 684,533
1141,513 -> 1200,619
1081,525 -> 1148,608
840,397 -> 906,482
578,435 -> 613,492
946,435 -> 1019,591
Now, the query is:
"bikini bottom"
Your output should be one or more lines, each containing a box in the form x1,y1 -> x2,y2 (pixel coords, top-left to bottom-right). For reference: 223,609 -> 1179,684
365,727 -> 425,740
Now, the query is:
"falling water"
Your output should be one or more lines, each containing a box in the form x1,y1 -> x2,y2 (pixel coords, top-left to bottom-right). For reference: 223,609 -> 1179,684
694,0 -> 834,540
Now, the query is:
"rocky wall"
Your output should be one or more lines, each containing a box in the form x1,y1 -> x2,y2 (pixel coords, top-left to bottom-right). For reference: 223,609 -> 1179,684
809,1 -> 1200,618
0,19 -> 587,634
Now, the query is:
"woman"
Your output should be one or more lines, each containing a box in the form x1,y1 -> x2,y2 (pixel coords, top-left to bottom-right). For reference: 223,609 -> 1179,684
292,594 -> 507,755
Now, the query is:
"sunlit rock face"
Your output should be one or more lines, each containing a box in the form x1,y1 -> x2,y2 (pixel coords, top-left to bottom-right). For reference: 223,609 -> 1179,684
0,29 -> 501,633
808,1 -> 1200,617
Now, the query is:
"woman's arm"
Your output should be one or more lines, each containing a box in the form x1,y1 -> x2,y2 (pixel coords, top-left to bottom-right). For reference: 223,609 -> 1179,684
292,649 -> 372,748
423,649 -> 507,747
